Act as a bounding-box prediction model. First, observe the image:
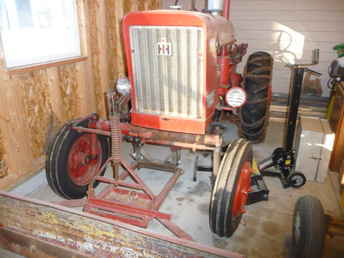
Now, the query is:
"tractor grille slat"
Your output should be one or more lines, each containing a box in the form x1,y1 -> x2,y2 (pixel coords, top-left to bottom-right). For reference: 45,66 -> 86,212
130,26 -> 205,119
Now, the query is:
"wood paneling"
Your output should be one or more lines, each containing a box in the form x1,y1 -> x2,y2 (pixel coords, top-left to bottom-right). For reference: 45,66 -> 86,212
0,0 -> 159,190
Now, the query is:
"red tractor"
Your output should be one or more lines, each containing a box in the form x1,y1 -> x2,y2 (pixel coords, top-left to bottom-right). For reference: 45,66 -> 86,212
46,0 -> 273,239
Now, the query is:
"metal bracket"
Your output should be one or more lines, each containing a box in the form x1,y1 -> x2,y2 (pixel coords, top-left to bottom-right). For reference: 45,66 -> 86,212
193,154 -> 213,182
247,174 -> 270,205
258,147 -> 295,188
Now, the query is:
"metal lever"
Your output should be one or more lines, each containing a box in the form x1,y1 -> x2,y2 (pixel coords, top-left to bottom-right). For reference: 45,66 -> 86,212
306,68 -> 322,77
286,49 -> 320,69
312,48 -> 320,65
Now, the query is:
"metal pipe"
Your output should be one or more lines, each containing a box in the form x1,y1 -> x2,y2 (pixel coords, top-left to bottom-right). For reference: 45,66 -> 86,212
223,0 -> 231,19
191,0 -> 197,11
72,126 -> 217,151
207,0 -> 224,16
207,0 -> 230,19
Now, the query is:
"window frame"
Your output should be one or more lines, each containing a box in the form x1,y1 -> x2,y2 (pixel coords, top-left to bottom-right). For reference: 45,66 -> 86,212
0,0 -> 87,73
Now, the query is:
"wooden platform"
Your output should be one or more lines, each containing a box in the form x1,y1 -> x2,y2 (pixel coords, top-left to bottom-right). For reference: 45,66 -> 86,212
0,191 -> 242,258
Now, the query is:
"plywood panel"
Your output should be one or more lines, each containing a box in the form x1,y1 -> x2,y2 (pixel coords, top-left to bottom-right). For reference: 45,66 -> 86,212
20,70 -> 52,158
87,0 -> 103,115
149,0 -> 161,10
114,0 -> 126,78
138,0 -> 146,10
105,0 -> 121,85
58,65 -> 80,121
0,0 -> 160,190
76,0 -> 97,116
0,77 -> 37,189
95,0 -> 111,117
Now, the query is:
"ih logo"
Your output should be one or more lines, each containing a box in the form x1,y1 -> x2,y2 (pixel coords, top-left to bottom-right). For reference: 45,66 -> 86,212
157,38 -> 172,56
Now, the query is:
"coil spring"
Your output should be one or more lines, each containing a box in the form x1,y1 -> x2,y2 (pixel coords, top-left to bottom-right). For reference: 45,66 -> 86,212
110,115 -> 121,163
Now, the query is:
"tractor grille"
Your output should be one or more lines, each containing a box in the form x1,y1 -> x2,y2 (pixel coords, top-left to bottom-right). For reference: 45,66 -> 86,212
130,26 -> 205,119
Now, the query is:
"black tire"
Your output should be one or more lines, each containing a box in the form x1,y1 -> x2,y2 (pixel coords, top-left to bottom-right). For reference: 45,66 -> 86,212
239,51 -> 273,143
209,138 -> 253,237
46,119 -> 110,199
288,173 -> 307,188
292,195 -> 327,258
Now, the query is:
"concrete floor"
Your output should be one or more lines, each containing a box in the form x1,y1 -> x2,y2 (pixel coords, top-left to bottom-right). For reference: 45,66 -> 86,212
2,120 -> 344,258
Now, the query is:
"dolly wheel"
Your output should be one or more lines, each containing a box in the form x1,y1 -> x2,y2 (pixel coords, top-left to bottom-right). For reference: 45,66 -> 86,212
209,139 -> 253,237
288,173 -> 306,188
239,51 -> 273,143
46,119 -> 110,199
292,196 -> 327,258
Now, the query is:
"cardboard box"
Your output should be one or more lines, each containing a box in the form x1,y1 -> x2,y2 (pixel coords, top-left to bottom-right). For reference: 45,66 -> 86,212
318,119 -> 335,182
295,117 -> 334,183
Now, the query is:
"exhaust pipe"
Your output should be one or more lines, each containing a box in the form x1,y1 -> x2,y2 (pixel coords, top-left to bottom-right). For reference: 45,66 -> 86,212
207,0 -> 230,19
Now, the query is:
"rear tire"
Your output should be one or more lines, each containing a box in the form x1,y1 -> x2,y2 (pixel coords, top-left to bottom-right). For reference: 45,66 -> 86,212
239,51 -> 273,142
46,119 -> 110,199
292,195 -> 327,258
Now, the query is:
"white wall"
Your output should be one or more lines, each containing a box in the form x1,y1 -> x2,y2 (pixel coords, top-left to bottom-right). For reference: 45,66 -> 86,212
162,0 -> 344,96
231,0 -> 344,96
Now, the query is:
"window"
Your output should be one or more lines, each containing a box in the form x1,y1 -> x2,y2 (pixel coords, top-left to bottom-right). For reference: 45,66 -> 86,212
0,0 -> 81,68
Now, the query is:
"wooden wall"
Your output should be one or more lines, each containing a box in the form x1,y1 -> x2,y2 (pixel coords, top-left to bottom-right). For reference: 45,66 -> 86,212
162,0 -> 344,97
0,0 -> 160,190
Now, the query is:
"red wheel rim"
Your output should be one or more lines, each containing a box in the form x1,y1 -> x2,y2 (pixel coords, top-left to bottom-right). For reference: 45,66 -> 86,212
231,161 -> 252,217
67,134 -> 102,186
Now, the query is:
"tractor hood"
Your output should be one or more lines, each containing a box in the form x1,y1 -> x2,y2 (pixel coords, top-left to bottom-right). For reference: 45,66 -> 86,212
122,10 -> 237,134
123,10 -> 236,46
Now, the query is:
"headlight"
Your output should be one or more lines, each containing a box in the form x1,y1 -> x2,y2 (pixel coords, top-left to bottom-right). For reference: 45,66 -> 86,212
116,77 -> 131,96
225,87 -> 247,108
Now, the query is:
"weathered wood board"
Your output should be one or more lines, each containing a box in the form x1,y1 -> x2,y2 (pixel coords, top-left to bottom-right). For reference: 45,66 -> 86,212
0,192 -> 243,258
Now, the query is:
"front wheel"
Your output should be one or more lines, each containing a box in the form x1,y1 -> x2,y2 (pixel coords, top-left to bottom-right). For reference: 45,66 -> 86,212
292,195 -> 327,258
46,119 -> 110,199
209,138 -> 253,237
239,51 -> 273,143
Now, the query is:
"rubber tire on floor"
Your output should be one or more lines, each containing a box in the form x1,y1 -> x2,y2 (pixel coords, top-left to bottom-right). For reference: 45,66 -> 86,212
209,138 -> 253,238
239,51 -> 273,143
292,195 -> 327,258
46,119 -> 110,199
